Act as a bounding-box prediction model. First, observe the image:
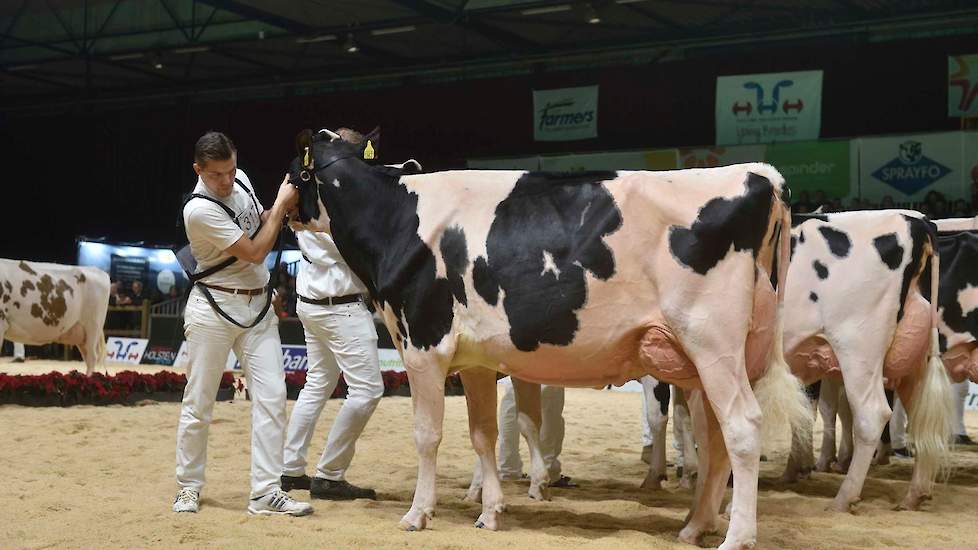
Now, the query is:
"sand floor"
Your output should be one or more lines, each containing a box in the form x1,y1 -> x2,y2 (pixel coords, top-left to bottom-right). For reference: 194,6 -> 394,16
2,358 -> 978,550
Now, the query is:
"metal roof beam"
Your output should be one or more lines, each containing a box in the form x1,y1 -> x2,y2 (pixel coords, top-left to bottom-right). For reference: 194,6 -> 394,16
390,0 -> 539,51
194,0 -> 314,33
0,0 -> 30,50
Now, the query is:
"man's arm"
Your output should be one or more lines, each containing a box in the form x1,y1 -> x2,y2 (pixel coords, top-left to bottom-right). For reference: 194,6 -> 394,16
226,175 -> 297,264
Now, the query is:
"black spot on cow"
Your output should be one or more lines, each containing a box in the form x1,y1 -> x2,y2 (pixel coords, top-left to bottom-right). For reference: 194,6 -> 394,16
653,382 -> 670,416
818,226 -> 851,258
18,261 -> 37,276
669,172 -> 774,275
936,230 -> 978,344
813,260 -> 828,280
75,273 -> 86,284
13,301 -> 19,309
809,292 -> 818,302
790,235 -> 797,260
799,231 -> 806,243
791,213 -> 828,228
938,332 -> 948,354
2,280 -> 11,293
872,233 -> 903,270
473,171 -> 622,351
20,280 -> 35,297
898,216 -> 933,323
440,226 -> 469,307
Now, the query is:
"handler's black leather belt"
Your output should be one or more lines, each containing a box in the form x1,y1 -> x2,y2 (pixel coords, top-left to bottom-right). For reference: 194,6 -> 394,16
199,283 -> 266,296
299,293 -> 362,306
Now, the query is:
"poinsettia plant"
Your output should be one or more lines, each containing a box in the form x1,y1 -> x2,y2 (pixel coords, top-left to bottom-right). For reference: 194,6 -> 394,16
0,370 -> 237,406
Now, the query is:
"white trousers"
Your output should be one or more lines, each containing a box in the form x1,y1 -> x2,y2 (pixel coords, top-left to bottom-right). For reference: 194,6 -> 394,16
13,342 -> 25,359
890,396 -> 907,449
283,300 -> 382,481
497,378 -> 564,480
176,287 -> 286,499
641,378 -> 689,467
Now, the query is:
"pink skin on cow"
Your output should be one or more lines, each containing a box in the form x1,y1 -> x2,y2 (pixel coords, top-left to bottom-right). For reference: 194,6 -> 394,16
781,211 -> 952,512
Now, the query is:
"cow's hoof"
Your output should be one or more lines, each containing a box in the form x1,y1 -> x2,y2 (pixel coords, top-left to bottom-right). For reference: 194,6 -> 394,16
464,487 -> 482,503
677,527 -> 704,546
896,493 -> 929,511
874,454 -> 890,466
640,476 -> 663,491
827,497 -> 858,513
528,483 -> 551,501
814,458 -> 833,473
718,539 -> 756,550
475,509 -> 502,531
399,508 -> 432,531
678,476 -> 695,490
831,462 -> 850,475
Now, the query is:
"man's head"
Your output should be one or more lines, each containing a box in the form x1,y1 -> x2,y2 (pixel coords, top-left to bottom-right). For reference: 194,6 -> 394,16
131,280 -> 143,295
193,131 -> 237,198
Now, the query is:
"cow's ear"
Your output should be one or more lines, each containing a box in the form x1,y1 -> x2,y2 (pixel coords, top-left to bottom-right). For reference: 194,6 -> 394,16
361,126 -> 380,161
296,129 -> 314,168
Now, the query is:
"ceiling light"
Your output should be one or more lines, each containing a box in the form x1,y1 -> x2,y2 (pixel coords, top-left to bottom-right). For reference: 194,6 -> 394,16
109,52 -> 144,61
295,34 -> 337,44
586,5 -> 601,24
151,52 -> 164,70
521,4 -> 571,15
370,25 -> 416,36
344,33 -> 359,53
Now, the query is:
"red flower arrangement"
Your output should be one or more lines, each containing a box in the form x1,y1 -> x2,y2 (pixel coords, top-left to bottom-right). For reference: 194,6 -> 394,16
0,370 -> 237,406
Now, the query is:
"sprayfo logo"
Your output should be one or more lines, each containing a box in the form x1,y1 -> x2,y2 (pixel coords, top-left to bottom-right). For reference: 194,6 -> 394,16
871,140 -> 951,195
732,80 -> 804,116
538,99 -> 595,131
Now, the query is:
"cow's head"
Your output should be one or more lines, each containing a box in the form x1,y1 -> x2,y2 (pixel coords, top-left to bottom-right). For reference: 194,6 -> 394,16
289,126 -> 380,232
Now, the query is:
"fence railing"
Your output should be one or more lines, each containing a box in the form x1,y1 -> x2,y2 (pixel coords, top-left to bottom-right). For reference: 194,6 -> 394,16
104,302 -> 151,338
151,296 -> 185,317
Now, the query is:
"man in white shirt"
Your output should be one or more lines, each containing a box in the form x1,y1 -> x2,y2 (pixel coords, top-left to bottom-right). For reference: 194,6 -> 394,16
173,131 -> 313,517
280,128 -> 383,500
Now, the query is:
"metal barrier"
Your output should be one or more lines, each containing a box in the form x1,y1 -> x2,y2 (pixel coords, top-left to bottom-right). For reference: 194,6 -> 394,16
104,302 -> 151,338
151,296 -> 185,318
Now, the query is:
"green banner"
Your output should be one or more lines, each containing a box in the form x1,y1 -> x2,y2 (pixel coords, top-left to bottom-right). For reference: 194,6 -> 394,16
765,139 -> 851,199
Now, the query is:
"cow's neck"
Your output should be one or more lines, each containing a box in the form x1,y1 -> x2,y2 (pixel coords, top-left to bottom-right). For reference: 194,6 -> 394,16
317,160 -> 424,305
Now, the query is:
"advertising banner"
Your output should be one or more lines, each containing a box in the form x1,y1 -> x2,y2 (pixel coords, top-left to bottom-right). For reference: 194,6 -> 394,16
859,132 -> 966,202
533,85 -> 598,141
539,149 -> 677,171
678,145 -> 765,168
716,70 -> 823,145
104,337 -> 149,364
765,140 -> 853,199
948,54 -> 978,117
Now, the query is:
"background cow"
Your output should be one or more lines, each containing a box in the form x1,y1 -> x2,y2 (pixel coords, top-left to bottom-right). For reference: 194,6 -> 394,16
290,128 -> 810,550
0,259 -> 110,375
780,211 -> 952,512
933,219 -> 978,384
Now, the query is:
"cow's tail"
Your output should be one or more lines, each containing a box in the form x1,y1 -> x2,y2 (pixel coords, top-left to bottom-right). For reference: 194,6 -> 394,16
906,222 -> 953,496
753,174 -> 811,445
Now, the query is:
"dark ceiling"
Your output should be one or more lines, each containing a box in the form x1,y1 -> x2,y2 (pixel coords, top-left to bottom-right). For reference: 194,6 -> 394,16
3,0 -> 978,112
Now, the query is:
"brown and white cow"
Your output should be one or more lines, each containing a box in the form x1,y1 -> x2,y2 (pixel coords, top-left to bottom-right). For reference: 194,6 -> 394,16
289,129 -> 810,549
0,259 -> 110,375
780,211 -> 953,512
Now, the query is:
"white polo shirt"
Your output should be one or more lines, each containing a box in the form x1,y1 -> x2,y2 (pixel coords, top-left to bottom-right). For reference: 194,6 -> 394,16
183,169 -> 269,289
296,230 -> 366,299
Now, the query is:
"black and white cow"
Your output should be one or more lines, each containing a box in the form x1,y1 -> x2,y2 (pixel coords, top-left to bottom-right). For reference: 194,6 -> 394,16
934,218 -> 978,384
781,211 -> 953,512
289,128 -> 810,549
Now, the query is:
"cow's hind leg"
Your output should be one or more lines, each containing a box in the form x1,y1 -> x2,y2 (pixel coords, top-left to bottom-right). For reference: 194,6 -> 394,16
400,364 -> 448,532
782,381 -> 819,482
829,352 -> 889,513
675,387 -> 698,489
511,377 -> 551,500
679,389 -> 731,547
460,368 -> 506,530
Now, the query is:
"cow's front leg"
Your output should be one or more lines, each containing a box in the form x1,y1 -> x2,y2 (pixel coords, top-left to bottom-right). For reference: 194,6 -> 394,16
400,364 -> 447,532
460,368 -> 506,530
641,376 -> 670,490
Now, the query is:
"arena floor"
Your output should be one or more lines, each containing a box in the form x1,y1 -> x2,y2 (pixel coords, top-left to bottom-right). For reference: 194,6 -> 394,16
2,359 -> 977,550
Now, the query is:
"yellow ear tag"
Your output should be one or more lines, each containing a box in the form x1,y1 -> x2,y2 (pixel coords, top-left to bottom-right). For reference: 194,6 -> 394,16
303,147 -> 311,168
363,140 -> 375,160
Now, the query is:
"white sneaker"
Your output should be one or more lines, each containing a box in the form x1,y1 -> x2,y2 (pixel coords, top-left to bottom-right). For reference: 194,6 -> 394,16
173,488 -> 200,513
248,490 -> 314,516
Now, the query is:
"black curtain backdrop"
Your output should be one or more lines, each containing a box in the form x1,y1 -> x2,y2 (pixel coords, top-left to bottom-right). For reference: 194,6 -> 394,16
0,34 -> 970,264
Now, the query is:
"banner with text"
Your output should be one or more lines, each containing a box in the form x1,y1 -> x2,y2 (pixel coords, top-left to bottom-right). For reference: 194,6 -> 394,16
533,85 -> 598,141
949,54 -> 978,117
859,132 -> 966,202
716,70 -> 822,145
765,140 -> 855,200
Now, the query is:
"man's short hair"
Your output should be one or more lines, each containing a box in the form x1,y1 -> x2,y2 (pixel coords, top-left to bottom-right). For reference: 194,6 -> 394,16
194,131 -> 236,165
336,127 -> 365,144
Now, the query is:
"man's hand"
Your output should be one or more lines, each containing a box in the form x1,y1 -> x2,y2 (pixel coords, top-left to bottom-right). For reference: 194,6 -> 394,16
275,174 -> 298,210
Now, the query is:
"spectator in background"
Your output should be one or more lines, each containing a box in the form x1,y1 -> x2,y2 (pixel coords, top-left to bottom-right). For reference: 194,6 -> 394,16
829,197 -> 843,212
880,195 -> 895,210
813,190 -> 828,211
792,190 -> 813,214
952,198 -> 971,218
110,281 -> 132,306
128,280 -> 146,306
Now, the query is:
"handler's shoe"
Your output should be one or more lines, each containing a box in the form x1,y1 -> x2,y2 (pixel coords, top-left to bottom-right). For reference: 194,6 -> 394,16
248,490 -> 314,516
281,474 -> 312,492
173,488 -> 200,513
310,477 -> 377,500
955,434 -> 977,446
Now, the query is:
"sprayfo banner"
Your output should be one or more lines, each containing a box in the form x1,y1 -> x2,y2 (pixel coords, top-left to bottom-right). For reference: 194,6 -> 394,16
859,132 -> 965,202
533,85 -> 598,141
716,70 -> 822,145
948,54 -> 978,117
765,140 -> 854,199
